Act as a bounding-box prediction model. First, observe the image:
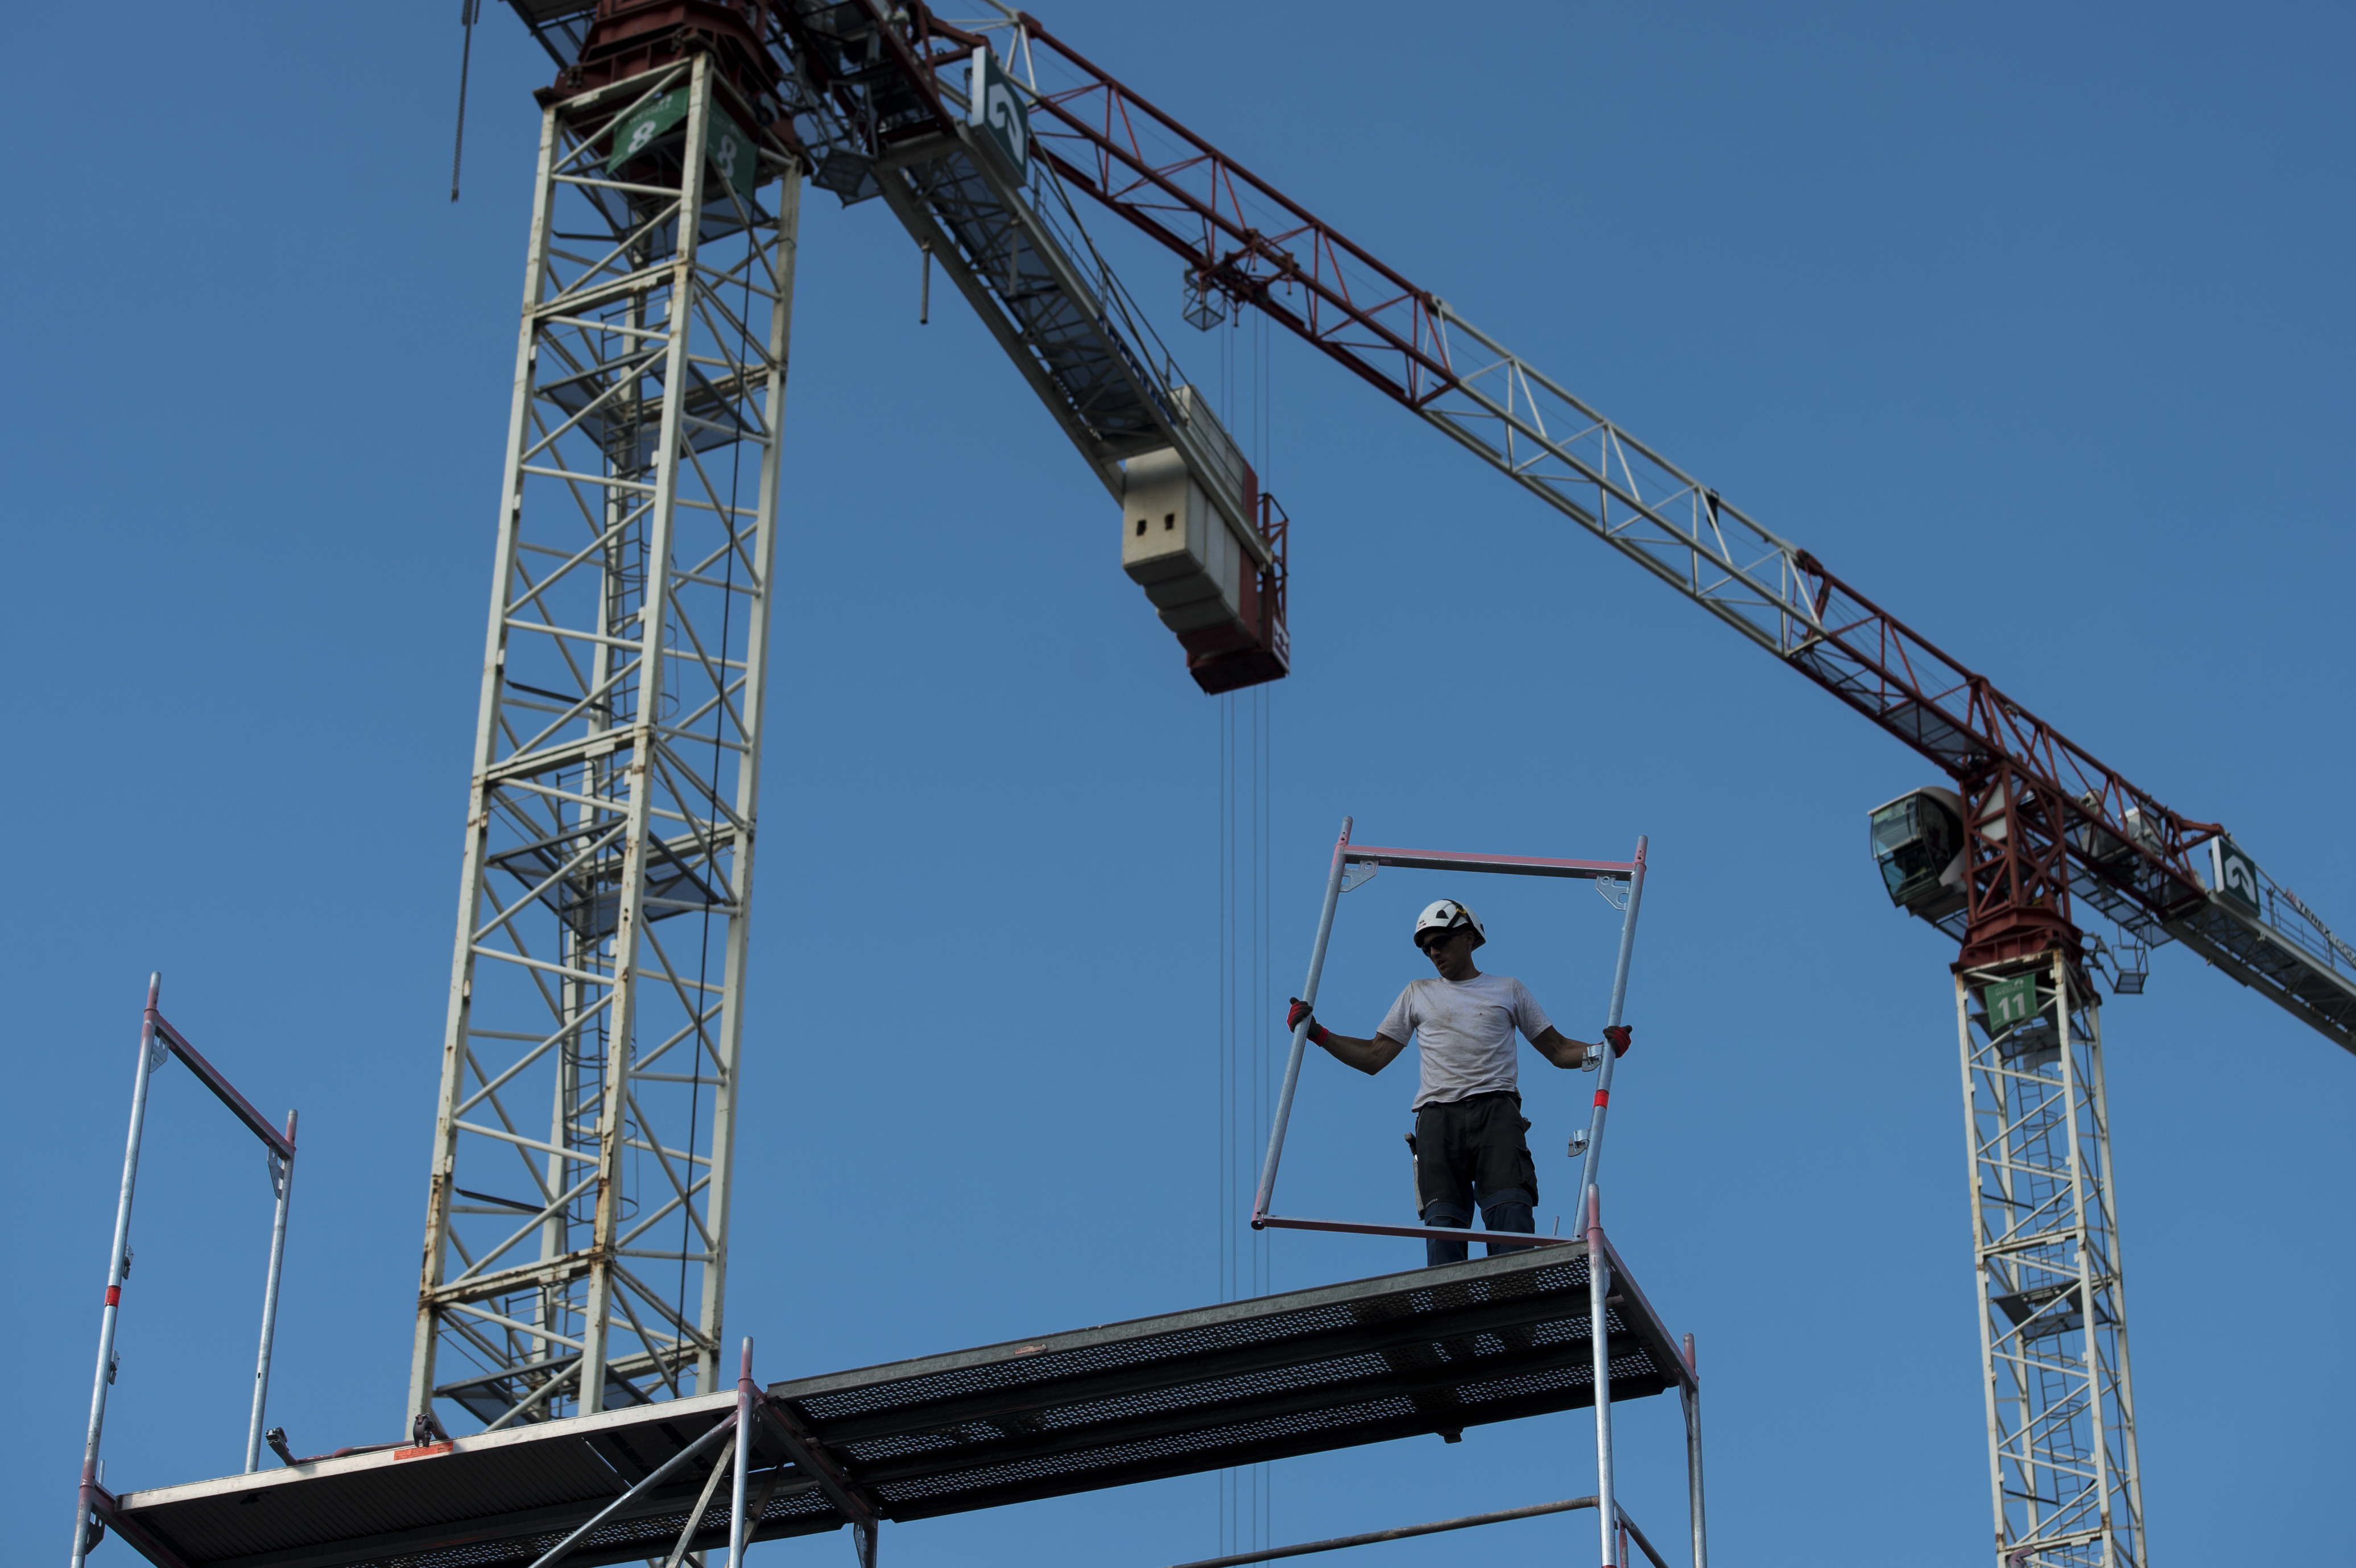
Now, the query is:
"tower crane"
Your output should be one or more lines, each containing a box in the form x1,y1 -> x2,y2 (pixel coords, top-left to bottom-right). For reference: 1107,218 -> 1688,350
968,18 -> 2354,1568
413,0 -> 1291,1459
462,6 -> 2352,1566
974,22 -> 2356,1567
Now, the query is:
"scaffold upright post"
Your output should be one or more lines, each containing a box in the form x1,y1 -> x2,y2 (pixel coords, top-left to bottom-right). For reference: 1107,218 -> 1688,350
1573,836 -> 1648,1218
1681,1332 -> 1707,1568
1253,816 -> 1352,1224
1586,1185 -> 1617,1568
728,1338 -> 753,1568
71,974 -> 164,1568
245,1108 -> 299,1472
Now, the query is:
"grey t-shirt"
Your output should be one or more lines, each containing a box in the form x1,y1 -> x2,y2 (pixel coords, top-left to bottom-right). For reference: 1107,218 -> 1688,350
1378,973 -> 1556,1110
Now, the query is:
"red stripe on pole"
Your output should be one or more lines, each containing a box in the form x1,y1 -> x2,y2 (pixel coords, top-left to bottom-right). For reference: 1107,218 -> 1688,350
1593,1090 -> 1609,1108
105,1285 -> 120,1306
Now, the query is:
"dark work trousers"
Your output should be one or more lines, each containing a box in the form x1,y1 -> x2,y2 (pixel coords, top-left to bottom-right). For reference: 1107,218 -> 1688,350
1413,1090 -> 1538,1266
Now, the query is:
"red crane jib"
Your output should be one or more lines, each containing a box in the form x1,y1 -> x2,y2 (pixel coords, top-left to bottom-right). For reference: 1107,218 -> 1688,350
538,0 -> 2225,955
982,6 -> 2223,954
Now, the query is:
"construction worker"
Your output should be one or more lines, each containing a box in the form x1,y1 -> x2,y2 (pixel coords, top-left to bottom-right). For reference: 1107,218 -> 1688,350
1286,899 -> 1631,1266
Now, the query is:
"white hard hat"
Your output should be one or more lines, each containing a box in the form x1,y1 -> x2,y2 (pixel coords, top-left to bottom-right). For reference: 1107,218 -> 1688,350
1412,899 -> 1486,951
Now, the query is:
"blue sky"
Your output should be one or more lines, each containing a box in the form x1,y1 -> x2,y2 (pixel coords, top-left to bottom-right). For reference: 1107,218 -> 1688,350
5,2 -> 2349,1564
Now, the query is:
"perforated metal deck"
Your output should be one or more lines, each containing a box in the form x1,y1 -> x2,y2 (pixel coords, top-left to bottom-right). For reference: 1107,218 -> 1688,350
109,1242 -> 1690,1568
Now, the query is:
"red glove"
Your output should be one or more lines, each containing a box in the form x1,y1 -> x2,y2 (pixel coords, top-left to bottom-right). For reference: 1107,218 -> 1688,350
1287,998 -> 1331,1046
1603,1024 -> 1632,1057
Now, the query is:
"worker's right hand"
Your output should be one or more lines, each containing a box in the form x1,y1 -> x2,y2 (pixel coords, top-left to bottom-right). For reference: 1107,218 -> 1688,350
1287,998 -> 1331,1046
1603,1024 -> 1632,1057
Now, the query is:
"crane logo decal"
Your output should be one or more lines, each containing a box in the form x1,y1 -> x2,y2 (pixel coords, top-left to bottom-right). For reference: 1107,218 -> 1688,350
968,47 -> 1030,180
2213,838 -> 2262,913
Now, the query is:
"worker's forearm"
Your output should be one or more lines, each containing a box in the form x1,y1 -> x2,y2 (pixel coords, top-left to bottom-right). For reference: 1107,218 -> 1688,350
1319,1026 -> 1404,1073
1534,1029 -> 1597,1069
1315,1033 -> 1392,1075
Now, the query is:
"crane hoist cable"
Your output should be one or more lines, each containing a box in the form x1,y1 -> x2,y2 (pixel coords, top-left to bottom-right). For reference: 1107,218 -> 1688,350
1210,303 -> 1276,1563
1214,677 -> 1273,1561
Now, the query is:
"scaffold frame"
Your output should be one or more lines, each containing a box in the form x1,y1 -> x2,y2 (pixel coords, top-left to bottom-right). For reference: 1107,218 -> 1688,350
73,976 -> 300,1568
1249,817 -> 1664,1568
1250,817 -> 1648,1253
110,1244 -> 1699,1568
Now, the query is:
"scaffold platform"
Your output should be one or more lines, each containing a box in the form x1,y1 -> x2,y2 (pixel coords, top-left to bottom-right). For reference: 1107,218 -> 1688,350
104,1240 -> 1693,1568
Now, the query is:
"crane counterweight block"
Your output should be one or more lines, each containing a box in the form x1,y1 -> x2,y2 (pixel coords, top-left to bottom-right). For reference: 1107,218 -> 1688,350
1118,390 -> 1289,694
1177,500 -> 1288,696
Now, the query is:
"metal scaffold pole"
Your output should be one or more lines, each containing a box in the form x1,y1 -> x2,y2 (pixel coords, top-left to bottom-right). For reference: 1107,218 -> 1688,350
1585,1186 -> 1617,1568
1572,836 -> 1648,1219
1957,950 -> 2146,1568
1681,1333 -> 1708,1568
409,49 -> 801,1433
728,1338 -> 754,1568
71,975 -> 164,1568
1253,816 -> 1351,1224
245,1108 -> 299,1472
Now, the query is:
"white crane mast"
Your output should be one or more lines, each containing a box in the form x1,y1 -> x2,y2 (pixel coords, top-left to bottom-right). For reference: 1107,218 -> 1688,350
1957,954 -> 2146,1566
410,52 -> 798,1431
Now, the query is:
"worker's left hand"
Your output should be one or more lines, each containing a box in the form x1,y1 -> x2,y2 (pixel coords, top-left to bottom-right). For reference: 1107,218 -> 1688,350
1603,1024 -> 1632,1057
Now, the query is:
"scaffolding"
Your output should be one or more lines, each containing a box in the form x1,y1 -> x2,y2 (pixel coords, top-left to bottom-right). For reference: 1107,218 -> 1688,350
111,1241 -> 1697,1568
1158,1493 -> 1677,1568
73,978 -> 299,1568
1253,818 -> 1647,1253
91,805 -> 1709,1568
1247,817 -> 1683,1568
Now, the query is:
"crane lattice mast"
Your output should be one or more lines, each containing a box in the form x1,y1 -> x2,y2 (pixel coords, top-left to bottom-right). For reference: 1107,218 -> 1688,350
411,10 -> 799,1432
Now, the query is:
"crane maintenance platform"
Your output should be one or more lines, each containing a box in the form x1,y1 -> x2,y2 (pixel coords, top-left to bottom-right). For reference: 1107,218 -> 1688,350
99,1239 -> 1697,1568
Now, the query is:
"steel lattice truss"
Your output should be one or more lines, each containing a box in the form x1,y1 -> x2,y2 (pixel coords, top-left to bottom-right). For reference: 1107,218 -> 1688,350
771,0 -> 1265,548
1957,957 -> 2146,1568
411,55 -> 798,1432
974,8 -> 2356,1053
498,0 -> 2356,1036
493,10 -> 2353,1042
877,111 -> 1167,479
